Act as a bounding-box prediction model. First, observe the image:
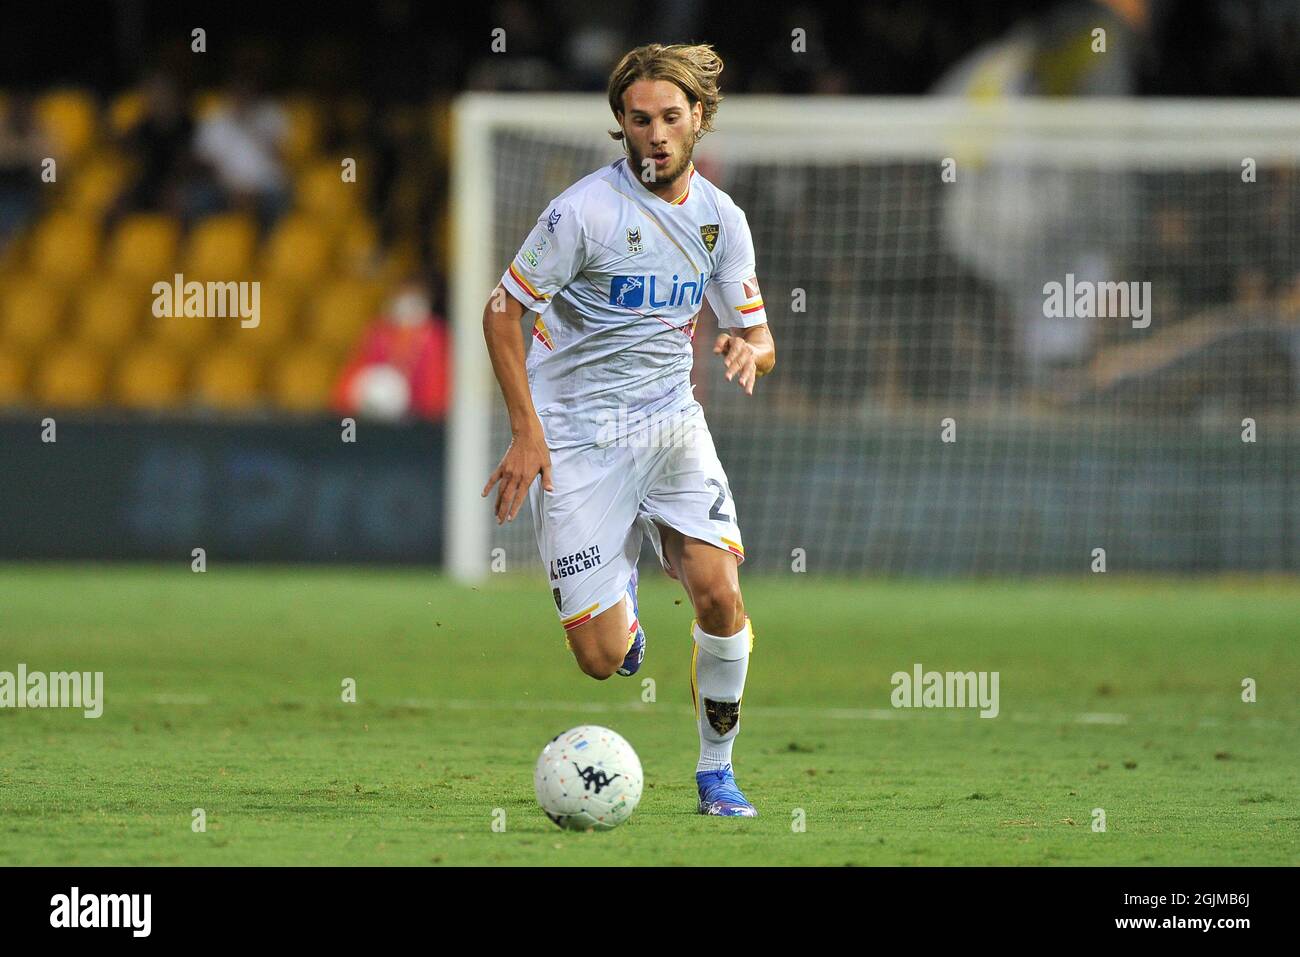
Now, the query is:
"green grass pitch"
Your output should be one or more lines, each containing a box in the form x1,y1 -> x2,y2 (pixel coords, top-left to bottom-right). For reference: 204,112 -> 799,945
1,564 -> 1296,866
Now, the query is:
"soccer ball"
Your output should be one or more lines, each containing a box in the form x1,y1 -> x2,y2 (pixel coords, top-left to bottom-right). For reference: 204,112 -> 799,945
534,725 -> 643,831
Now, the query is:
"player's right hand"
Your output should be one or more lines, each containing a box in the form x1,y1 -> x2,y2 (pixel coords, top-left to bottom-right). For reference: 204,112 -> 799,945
482,426 -> 554,525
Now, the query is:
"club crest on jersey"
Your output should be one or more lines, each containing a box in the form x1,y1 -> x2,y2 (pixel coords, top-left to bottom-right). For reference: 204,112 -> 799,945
546,208 -> 562,233
609,273 -> 705,309
700,223 -> 719,252
626,227 -> 642,254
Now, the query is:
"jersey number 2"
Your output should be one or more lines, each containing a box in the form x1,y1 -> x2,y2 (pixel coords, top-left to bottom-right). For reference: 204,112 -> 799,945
706,479 -> 732,523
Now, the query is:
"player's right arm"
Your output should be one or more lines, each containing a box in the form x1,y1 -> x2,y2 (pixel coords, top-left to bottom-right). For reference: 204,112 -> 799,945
482,198 -> 585,524
481,288 -> 553,525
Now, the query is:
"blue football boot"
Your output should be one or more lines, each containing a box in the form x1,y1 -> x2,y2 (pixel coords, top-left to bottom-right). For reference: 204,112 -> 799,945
696,764 -> 758,817
616,565 -> 645,677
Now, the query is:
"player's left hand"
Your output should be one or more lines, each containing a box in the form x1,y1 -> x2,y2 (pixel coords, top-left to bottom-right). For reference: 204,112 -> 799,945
714,333 -> 758,395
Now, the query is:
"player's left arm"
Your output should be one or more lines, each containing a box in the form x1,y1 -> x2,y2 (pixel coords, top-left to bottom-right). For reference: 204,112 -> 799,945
713,323 -> 774,396
704,201 -> 775,396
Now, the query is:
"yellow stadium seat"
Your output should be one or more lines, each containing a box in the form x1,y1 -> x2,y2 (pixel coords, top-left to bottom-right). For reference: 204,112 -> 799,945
271,346 -> 338,412
35,89 -> 98,159
62,155 -> 132,217
34,346 -> 107,407
106,213 -> 179,281
183,213 -> 257,278
429,98 -> 452,163
0,351 -> 28,405
114,344 -> 186,409
305,279 -> 382,352
335,214 -> 380,276
194,347 -> 261,410
190,90 -> 225,121
109,89 -> 147,136
377,238 -> 419,285
263,214 -> 333,286
28,211 -> 100,284
151,303 -> 220,355
72,280 -> 147,350
296,159 -> 361,223
218,280 -> 300,355
283,98 -> 323,170
1,278 -> 68,350
0,228 -> 21,275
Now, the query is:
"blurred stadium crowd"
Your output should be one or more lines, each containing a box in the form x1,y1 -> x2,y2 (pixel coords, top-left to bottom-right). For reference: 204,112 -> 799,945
0,72 -> 451,417
0,0 -> 1296,418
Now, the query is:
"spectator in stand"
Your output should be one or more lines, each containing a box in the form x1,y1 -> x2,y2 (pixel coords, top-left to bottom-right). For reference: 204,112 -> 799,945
0,94 -> 53,257
110,71 -> 195,223
333,278 -> 451,422
191,76 -> 291,232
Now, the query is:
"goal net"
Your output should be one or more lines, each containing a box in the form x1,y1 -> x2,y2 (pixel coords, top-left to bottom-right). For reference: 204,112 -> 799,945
449,95 -> 1299,581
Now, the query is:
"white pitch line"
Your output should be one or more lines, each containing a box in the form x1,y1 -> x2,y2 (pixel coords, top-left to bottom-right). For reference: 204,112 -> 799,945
140,694 -> 1289,729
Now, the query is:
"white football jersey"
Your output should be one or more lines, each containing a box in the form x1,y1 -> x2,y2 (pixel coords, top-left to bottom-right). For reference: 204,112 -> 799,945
500,158 -> 767,450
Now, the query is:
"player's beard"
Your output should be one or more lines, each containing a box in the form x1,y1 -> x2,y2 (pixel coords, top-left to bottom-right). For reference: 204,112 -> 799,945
629,139 -> 694,192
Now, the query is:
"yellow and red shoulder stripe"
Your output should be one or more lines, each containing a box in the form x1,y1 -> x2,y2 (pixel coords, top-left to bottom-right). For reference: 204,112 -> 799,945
508,264 -> 548,303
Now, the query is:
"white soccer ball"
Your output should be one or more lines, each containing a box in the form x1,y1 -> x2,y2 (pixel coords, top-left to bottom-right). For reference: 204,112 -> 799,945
534,725 -> 643,831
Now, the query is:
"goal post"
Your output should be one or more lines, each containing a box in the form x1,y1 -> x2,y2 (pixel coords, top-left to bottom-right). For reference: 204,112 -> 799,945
448,94 -> 1300,582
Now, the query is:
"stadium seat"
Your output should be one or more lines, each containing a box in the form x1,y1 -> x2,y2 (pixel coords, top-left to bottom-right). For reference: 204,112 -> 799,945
113,344 -> 186,408
33,346 -> 107,407
306,279 -> 382,352
151,305 -> 220,355
0,351 -> 27,406
61,154 -> 132,217
263,213 -> 333,286
270,346 -> 338,411
193,347 -> 262,411
35,89 -> 98,159
72,280 -> 146,350
108,89 -> 147,136
335,214 -> 380,275
190,89 -> 225,120
217,279 -> 300,355
28,211 -> 101,284
1,278 -> 68,351
429,98 -> 451,150
282,98 -> 323,170
296,159 -> 362,224
183,212 -> 258,278
106,213 -> 180,282
373,237 -> 418,286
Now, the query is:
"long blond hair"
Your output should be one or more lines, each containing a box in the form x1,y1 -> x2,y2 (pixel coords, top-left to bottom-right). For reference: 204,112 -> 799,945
607,43 -> 724,144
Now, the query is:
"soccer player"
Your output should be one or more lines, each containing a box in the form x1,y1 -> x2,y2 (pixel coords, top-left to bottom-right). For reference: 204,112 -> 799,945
480,43 -> 776,817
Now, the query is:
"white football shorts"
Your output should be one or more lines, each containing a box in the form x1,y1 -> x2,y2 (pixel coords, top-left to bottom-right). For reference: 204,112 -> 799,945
527,402 -> 745,633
